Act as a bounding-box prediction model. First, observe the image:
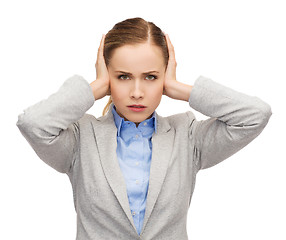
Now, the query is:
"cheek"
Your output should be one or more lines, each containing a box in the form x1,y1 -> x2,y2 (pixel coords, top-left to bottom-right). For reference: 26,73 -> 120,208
110,80 -> 128,101
148,82 -> 164,97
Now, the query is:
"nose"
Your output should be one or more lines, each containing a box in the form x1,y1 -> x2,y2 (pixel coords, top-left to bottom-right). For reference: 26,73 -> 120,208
130,79 -> 144,99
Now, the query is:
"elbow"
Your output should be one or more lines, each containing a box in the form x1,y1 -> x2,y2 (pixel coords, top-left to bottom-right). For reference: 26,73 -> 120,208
16,112 -> 28,131
16,111 -> 35,133
247,96 -> 272,127
239,99 -> 272,135
16,112 -> 42,141
258,101 -> 272,127
264,103 -> 272,119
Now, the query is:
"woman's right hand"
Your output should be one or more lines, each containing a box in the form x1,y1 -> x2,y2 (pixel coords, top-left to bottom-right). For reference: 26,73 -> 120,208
90,34 -> 111,100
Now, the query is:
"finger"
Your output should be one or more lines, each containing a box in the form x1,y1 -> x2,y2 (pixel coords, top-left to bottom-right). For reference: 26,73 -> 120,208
100,34 -> 105,52
97,34 -> 105,62
165,34 -> 176,63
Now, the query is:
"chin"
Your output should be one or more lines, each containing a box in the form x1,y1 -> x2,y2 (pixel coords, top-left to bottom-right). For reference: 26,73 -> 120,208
129,116 -> 146,123
133,113 -> 151,121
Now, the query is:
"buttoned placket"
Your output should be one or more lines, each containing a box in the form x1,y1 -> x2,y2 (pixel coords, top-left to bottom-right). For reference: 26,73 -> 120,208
134,127 -> 142,225
111,104 -> 156,236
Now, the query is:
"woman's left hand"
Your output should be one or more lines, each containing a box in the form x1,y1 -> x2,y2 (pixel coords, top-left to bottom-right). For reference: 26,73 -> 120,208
163,33 -> 193,101
163,34 -> 178,97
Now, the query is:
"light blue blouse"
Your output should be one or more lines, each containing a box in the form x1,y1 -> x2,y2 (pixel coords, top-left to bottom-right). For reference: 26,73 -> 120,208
111,105 -> 157,235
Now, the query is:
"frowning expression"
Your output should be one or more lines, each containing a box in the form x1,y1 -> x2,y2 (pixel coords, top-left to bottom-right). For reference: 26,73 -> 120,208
108,43 -> 166,126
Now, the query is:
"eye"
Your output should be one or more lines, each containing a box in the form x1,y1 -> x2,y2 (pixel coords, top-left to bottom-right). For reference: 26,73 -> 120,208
146,75 -> 158,80
118,75 -> 130,80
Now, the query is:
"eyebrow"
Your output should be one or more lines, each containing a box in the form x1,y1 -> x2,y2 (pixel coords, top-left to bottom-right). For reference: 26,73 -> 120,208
114,70 -> 159,76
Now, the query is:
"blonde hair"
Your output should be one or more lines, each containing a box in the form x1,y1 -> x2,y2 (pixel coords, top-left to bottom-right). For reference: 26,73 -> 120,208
102,17 -> 169,116
102,96 -> 113,116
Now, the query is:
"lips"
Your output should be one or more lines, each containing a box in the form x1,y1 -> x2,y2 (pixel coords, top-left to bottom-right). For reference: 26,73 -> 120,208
127,105 -> 146,108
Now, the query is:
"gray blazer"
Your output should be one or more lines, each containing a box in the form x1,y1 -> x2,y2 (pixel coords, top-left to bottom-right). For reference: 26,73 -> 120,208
16,75 -> 272,240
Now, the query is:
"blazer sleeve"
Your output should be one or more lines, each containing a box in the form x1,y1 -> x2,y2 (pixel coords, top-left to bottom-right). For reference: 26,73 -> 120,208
188,76 -> 272,170
16,75 -> 95,173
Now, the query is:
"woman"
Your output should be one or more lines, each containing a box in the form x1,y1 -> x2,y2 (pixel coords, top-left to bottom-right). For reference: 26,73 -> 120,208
16,17 -> 272,240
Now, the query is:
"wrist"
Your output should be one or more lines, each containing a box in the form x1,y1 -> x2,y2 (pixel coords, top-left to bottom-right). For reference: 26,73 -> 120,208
165,80 -> 192,102
89,79 -> 107,101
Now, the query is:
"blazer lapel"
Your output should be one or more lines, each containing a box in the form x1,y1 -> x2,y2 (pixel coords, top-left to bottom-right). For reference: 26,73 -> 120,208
140,112 -> 174,234
91,104 -> 174,235
91,107 -> 137,232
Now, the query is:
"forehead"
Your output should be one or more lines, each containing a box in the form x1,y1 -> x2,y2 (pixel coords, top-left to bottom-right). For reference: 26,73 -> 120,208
109,43 -> 165,71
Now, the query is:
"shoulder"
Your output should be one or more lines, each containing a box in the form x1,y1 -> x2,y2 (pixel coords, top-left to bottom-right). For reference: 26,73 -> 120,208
79,113 -> 96,122
159,110 -> 196,129
75,112 -> 113,131
76,113 -> 98,127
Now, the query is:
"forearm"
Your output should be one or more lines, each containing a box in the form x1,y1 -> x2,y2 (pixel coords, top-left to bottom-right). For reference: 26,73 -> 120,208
17,75 -> 95,135
189,76 -> 272,125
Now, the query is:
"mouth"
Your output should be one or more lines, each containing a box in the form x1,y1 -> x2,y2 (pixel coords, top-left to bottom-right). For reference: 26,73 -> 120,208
127,105 -> 147,112
127,105 -> 147,108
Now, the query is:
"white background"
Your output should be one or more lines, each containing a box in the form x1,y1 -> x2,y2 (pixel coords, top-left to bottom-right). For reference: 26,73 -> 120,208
1,0 -> 285,239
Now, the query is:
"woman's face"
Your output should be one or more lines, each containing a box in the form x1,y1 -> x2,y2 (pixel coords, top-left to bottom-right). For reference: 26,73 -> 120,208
108,43 -> 166,126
